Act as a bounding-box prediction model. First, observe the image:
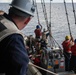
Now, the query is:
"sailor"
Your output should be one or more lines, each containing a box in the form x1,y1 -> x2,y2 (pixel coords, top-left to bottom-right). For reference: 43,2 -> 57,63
0,0 -> 35,75
34,25 -> 42,40
62,35 -> 74,71
69,39 -> 76,73
41,28 -> 49,48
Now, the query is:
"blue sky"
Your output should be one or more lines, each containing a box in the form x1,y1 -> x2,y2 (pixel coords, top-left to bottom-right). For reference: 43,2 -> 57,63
0,0 -> 76,3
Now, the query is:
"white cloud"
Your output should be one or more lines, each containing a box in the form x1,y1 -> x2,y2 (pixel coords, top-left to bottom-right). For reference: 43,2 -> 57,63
0,0 -> 12,3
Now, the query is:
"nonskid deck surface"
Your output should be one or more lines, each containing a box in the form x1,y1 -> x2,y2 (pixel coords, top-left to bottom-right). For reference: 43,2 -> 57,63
58,71 -> 75,75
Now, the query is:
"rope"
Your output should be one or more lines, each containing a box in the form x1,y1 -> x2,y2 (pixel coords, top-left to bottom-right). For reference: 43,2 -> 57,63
64,0 -> 72,37
34,0 -> 43,30
41,0 -> 62,49
35,0 -> 40,24
49,0 -> 56,48
29,62 -> 58,75
71,0 -> 76,24
41,0 -> 49,29
41,0 -> 53,47
49,0 -> 52,29
51,36 -> 62,50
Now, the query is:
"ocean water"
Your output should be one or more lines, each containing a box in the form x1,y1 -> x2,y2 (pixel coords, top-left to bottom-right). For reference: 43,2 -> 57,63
0,3 -> 76,47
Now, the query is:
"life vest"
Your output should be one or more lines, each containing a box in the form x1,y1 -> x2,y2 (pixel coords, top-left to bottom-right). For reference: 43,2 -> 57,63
71,44 -> 76,56
33,57 -> 40,66
34,29 -> 42,38
0,15 -> 23,42
62,40 -> 71,53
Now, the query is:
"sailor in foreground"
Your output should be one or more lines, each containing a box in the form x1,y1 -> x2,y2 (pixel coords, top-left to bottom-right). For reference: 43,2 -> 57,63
62,35 -> 74,71
0,0 -> 35,75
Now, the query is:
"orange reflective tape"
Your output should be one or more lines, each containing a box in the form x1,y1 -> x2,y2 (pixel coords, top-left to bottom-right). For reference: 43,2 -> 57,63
54,60 -> 59,65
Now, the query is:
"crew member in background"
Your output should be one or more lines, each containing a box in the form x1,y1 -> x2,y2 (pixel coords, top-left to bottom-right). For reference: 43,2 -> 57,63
62,35 -> 74,71
34,25 -> 42,40
0,0 -> 35,75
41,28 -> 49,48
70,39 -> 76,73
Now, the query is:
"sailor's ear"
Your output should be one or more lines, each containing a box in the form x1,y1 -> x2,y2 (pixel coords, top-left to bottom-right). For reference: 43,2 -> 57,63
24,17 -> 31,25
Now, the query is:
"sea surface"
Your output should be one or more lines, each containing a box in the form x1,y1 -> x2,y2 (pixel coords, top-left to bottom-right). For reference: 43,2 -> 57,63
0,3 -> 76,47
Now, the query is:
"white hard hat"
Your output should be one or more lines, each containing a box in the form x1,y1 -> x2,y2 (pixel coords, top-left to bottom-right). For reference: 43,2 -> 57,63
10,0 -> 35,16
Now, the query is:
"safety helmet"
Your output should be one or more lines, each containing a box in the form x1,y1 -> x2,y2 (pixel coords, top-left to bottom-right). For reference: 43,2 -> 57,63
36,25 -> 40,29
65,35 -> 71,40
10,0 -> 35,16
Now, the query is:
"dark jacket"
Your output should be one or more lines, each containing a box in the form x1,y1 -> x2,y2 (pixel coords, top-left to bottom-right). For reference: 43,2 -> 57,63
0,13 -> 29,75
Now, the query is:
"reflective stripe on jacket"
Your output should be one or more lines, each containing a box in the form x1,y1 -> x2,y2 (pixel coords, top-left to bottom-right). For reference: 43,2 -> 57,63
0,15 -> 21,41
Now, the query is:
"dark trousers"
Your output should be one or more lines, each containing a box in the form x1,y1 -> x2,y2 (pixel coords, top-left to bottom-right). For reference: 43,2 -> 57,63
69,55 -> 76,73
64,51 -> 71,71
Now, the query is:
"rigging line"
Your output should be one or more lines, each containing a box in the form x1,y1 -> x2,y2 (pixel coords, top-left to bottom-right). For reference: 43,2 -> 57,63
41,0 -> 52,47
41,0 -> 61,49
49,0 -> 55,47
41,0 -> 46,20
42,0 -> 53,34
43,0 -> 49,28
41,0 -> 59,48
49,0 -> 60,48
41,0 -> 52,36
72,0 -> 76,24
41,0 -> 48,27
35,0 -> 40,24
51,36 -> 62,49
41,0 -> 52,45
41,0 -> 46,22
41,0 -> 46,24
49,0 -> 52,35
41,0 -> 46,25
64,0 -> 72,36
41,0 -> 49,28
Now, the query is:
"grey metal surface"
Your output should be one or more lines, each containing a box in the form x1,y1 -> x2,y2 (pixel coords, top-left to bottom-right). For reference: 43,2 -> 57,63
58,71 -> 75,75
10,0 -> 35,16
